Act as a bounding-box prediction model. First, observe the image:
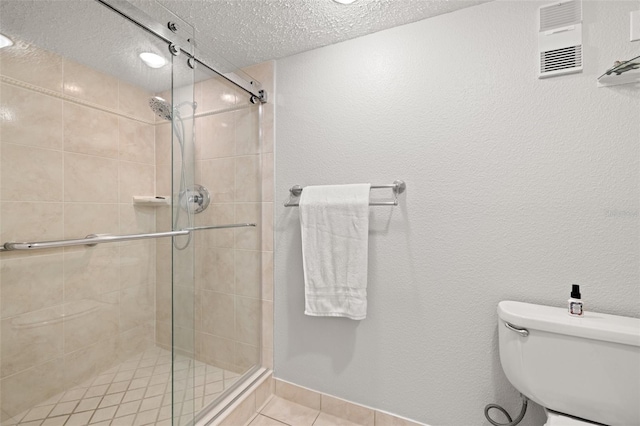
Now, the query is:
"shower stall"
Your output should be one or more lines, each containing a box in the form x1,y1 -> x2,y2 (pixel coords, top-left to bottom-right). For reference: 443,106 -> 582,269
0,0 -> 266,424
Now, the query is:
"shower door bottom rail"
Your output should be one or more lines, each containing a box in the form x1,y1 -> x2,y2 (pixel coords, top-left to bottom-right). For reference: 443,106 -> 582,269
0,223 -> 256,252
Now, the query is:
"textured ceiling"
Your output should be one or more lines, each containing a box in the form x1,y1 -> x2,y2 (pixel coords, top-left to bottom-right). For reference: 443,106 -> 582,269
152,0 -> 493,69
0,0 -> 491,91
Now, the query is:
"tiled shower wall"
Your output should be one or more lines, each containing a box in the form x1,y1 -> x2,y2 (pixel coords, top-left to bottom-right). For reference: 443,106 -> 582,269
154,61 -> 274,374
0,43 -> 157,420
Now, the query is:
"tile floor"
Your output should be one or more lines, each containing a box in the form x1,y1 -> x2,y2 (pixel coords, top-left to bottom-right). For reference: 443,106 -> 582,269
247,396 -> 363,426
5,347 -> 241,426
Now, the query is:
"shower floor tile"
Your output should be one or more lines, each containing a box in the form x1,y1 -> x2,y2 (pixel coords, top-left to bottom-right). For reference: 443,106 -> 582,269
6,347 -> 240,426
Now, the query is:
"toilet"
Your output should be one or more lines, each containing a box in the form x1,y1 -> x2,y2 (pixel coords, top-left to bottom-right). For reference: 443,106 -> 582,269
497,301 -> 640,426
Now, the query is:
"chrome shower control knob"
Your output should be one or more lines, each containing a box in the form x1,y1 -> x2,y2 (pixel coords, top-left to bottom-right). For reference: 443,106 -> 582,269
179,184 -> 210,214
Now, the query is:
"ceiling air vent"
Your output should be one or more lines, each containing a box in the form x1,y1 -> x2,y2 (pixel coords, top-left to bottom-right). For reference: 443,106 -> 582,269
538,0 -> 583,79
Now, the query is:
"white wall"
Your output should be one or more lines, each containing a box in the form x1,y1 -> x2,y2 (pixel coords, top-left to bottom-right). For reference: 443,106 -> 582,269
273,1 -> 640,424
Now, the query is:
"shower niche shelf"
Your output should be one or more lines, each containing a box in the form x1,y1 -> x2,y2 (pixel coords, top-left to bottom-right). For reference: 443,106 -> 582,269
133,196 -> 171,206
598,54 -> 640,87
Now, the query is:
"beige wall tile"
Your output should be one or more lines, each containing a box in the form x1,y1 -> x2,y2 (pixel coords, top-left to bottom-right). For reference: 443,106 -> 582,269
262,348 -> 273,370
196,113 -> 234,160
155,123 -> 172,166
255,375 -> 274,411
119,81 -> 155,123
261,204 -> 273,252
63,295 -> 119,354
374,411 -> 424,426
261,300 -> 273,352
116,324 -> 154,362
155,243 -> 171,283
2,144 -> 63,201
118,161 -> 155,204
315,413 -> 363,426
241,62 -> 274,95
0,84 -> 63,149
261,251 -> 273,302
156,321 -> 171,350
64,246 -> 119,302
261,104 -> 274,154
235,108 -> 260,156
63,60 -> 118,110
155,204 -> 172,233
173,284 -> 195,329
173,324 -> 195,355
172,248 -> 195,290
1,254 -> 64,318
119,204 -> 156,235
62,336 -> 118,387
119,284 -> 154,332
235,203 -> 261,250
235,342 -> 259,371
262,153 -> 274,202
274,380 -> 321,411
218,389 -> 255,426
155,166 -> 171,199
197,247 -> 234,294
235,250 -> 261,299
64,152 -> 118,203
63,102 -> 118,158
64,203 -> 119,239
1,306 -> 64,378
119,118 -> 154,164
195,77 -> 239,114
0,202 -> 63,245
260,396 -> 318,426
156,278 -> 171,324
120,242 -> 155,289
321,395 -> 374,426
235,296 -> 259,345
235,155 -> 261,202
201,158 -> 235,203
0,358 -> 65,419
0,43 -> 63,92
200,291 -> 234,339
195,203 -> 234,248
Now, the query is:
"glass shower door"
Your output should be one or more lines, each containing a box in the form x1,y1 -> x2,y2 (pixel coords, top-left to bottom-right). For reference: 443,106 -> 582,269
0,1 -> 191,424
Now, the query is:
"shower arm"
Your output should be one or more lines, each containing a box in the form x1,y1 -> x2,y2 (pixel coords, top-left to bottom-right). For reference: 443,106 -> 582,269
0,223 -> 256,252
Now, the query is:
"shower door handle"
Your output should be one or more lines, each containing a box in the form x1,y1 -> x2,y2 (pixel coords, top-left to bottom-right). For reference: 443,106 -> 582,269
0,223 -> 256,252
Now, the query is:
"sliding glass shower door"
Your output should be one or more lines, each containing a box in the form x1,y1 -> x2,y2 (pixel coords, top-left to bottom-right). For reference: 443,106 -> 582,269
0,0 -> 191,424
0,1 -> 263,424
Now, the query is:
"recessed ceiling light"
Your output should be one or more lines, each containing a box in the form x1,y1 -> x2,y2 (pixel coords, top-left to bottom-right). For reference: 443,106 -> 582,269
0,33 -> 14,49
139,52 -> 167,68
333,0 -> 356,4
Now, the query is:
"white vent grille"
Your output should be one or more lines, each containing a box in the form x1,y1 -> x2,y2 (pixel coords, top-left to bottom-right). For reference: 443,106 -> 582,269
540,1 -> 582,31
538,1 -> 583,78
540,45 -> 582,74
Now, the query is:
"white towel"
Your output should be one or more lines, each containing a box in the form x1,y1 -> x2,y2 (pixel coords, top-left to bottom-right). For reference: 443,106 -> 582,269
299,183 -> 371,320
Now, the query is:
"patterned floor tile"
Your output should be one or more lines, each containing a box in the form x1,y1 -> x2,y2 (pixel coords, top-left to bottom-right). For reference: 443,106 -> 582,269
9,347 -> 239,425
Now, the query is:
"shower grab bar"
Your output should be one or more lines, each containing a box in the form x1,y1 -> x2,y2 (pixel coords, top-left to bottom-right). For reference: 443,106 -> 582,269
0,223 -> 256,252
284,180 -> 406,207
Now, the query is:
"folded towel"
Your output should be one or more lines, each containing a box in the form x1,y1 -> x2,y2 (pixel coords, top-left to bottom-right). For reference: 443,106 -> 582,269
299,183 -> 371,320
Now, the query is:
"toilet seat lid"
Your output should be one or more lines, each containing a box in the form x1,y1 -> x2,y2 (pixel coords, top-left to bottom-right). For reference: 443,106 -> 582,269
544,411 -> 600,426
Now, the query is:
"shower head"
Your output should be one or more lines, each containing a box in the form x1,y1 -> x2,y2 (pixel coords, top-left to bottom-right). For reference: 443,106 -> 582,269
149,96 -> 172,121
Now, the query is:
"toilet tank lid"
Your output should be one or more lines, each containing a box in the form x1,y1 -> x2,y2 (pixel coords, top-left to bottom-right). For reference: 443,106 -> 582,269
498,301 -> 640,347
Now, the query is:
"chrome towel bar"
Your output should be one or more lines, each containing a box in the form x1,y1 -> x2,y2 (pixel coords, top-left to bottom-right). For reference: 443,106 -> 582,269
0,223 -> 256,252
284,180 -> 406,207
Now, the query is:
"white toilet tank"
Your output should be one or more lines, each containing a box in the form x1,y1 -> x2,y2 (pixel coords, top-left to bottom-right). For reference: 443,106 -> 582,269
497,301 -> 640,426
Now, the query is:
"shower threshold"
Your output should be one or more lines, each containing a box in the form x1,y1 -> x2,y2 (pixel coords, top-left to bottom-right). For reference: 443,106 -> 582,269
4,347 -> 241,426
